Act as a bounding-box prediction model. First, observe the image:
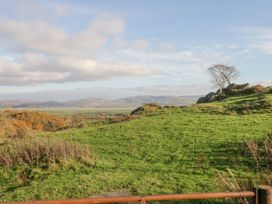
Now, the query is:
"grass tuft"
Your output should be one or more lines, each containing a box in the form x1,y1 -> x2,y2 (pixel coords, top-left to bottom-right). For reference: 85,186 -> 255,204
0,137 -> 93,168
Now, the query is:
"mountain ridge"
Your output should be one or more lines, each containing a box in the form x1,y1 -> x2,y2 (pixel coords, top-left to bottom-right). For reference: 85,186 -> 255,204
0,95 -> 200,108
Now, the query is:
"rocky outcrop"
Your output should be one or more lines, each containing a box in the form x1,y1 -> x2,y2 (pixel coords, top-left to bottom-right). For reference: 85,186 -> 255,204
197,90 -> 223,103
197,83 -> 256,103
130,103 -> 162,115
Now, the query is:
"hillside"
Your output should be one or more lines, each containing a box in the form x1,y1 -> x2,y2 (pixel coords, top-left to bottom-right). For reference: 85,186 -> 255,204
0,100 -> 39,108
1,91 -> 272,201
194,84 -> 272,114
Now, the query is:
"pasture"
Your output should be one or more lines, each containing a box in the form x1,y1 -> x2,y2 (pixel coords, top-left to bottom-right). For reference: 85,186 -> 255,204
1,104 -> 271,201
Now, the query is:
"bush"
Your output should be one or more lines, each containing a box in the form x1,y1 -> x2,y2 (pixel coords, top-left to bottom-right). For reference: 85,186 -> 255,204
143,103 -> 161,108
0,137 -> 93,168
243,85 -> 266,94
0,120 -> 32,139
9,120 -> 32,138
5,110 -> 70,131
130,104 -> 162,116
0,110 -> 71,138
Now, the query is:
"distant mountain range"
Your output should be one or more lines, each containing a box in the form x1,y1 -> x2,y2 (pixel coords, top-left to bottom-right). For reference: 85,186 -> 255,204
0,95 -> 201,108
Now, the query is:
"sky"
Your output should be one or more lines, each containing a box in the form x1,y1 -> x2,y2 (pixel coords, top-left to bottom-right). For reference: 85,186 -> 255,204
0,0 -> 272,100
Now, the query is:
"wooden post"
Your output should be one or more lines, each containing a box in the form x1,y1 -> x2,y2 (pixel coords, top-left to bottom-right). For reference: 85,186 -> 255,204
252,187 -> 259,204
258,186 -> 272,204
141,199 -> 147,204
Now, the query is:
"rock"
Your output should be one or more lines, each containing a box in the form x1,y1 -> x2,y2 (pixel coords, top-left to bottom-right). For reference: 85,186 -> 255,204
197,91 -> 223,103
130,107 -> 145,115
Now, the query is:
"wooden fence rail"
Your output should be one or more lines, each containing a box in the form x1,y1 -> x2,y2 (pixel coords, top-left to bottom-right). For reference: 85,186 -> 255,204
2,186 -> 272,204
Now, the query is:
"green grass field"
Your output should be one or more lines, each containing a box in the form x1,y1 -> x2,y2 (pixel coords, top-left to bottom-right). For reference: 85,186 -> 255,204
1,93 -> 272,202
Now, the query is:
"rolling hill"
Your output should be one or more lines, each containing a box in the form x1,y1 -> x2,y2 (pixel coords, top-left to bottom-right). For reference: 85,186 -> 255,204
0,95 -> 200,108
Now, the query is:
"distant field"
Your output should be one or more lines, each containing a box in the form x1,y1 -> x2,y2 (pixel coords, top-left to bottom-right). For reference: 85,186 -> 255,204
9,107 -> 135,116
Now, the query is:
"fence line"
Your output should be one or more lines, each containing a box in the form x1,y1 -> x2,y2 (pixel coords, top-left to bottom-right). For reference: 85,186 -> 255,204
2,191 -> 257,204
3,186 -> 272,204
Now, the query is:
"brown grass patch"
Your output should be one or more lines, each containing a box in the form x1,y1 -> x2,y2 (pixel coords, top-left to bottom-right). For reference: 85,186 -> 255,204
0,137 -> 93,168
5,110 -> 70,131
0,110 -> 71,138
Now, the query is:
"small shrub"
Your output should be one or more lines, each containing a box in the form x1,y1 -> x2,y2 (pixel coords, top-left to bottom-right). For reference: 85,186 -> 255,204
0,137 -> 93,168
9,119 -> 32,138
142,103 -> 162,115
1,121 -> 17,138
216,169 -> 254,204
5,110 -> 70,131
143,103 -> 161,108
0,110 -> 71,138
0,119 -> 32,138
241,85 -> 265,94
130,104 -> 162,116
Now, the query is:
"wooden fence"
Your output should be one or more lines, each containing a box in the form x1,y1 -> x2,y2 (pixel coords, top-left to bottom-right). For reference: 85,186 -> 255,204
2,185 -> 272,204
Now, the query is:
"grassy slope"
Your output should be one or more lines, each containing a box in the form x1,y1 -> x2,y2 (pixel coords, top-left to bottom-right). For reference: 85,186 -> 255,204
1,94 -> 272,201
190,92 -> 272,114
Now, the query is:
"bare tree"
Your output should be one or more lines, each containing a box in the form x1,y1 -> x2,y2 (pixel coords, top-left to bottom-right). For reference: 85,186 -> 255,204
208,64 -> 240,89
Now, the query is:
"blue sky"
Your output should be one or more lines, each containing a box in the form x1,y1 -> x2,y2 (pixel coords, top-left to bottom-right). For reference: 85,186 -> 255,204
0,0 -> 272,100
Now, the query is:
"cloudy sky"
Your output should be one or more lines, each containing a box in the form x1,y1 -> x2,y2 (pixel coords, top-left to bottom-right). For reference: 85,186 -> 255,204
0,0 -> 272,100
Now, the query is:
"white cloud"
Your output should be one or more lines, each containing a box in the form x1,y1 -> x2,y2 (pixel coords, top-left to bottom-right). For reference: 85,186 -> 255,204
238,26 -> 272,55
131,39 -> 149,50
0,5 -> 234,87
251,42 -> 272,55
239,27 -> 272,39
112,38 -> 128,48
0,15 -> 125,55
54,4 -> 70,17
0,54 -> 157,85
0,15 -> 161,85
